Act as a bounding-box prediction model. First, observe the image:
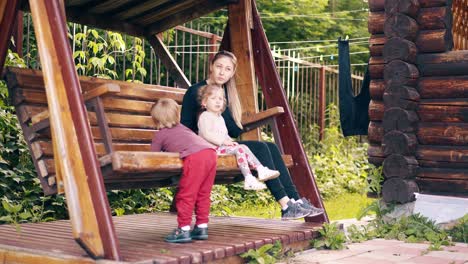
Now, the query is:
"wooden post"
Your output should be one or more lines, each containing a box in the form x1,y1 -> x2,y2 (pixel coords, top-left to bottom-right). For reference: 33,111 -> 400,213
318,67 -> 326,141
147,34 -> 190,89
0,0 -> 20,71
11,11 -> 23,57
369,0 -> 385,11
228,0 -> 260,140
28,0 -> 120,260
209,34 -> 218,62
251,1 -> 328,222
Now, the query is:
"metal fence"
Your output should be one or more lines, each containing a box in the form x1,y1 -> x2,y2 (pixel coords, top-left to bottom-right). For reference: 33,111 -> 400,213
13,13 -> 364,142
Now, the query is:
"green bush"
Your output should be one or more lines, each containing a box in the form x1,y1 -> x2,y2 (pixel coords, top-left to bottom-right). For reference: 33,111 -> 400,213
0,83 -> 68,224
306,104 -> 379,199
313,222 -> 347,250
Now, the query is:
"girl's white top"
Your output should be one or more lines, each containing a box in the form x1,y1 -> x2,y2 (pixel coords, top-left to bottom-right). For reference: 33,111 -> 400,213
198,111 -> 231,146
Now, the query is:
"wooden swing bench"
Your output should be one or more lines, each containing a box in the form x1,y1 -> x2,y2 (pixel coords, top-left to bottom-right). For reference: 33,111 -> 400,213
5,66 -> 292,195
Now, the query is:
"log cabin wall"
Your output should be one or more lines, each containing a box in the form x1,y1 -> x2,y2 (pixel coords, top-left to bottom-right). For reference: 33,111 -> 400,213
452,0 -> 468,50
367,0 -> 468,201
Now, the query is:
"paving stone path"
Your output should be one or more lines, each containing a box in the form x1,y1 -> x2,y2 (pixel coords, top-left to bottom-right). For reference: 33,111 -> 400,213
284,239 -> 467,264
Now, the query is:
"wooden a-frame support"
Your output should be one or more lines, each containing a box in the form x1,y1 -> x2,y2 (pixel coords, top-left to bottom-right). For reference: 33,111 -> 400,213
30,0 -> 121,260
0,0 -> 121,260
249,0 -> 327,222
0,0 -> 327,260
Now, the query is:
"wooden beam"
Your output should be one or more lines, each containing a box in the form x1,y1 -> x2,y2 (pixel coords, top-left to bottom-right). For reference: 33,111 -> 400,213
145,0 -> 236,36
11,10 -> 23,56
384,13 -> 419,41
368,0 -> 385,11
175,25 -> 222,41
28,0 -> 120,260
134,0 -> 204,26
382,178 -> 418,203
106,151 -> 293,174
417,50 -> 468,76
65,7 -> 145,37
418,75 -> 468,98
113,0 -> 172,20
250,0 -> 328,223
146,34 -> 190,88
228,0 -> 260,140
0,0 -> 21,71
384,0 -> 420,18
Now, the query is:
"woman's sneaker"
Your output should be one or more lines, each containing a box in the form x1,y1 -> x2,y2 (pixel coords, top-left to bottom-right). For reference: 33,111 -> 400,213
165,228 -> 192,243
190,226 -> 208,240
244,175 -> 267,190
298,198 -> 324,217
256,166 -> 280,182
281,200 -> 311,220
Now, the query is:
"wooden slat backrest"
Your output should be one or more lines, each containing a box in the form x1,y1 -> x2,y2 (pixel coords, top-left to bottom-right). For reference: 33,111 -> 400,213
6,67 -> 185,194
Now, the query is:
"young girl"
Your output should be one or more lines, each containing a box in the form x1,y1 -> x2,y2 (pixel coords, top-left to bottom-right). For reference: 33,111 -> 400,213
197,84 -> 280,190
151,98 -> 217,243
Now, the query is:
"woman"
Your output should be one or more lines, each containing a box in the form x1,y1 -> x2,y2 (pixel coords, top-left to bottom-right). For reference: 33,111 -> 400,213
181,50 -> 323,220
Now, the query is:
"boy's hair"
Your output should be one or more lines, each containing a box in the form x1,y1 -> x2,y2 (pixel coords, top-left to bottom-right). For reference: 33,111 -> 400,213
150,98 -> 180,129
198,84 -> 227,112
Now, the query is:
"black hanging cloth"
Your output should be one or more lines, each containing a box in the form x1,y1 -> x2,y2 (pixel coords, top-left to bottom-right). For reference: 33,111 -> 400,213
338,38 -> 370,136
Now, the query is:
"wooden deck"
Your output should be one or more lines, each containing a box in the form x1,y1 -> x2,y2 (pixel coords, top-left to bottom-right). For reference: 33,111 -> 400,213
0,213 -> 321,264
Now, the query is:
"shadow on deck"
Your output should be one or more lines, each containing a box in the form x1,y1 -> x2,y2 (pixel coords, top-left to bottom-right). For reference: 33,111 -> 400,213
0,213 -> 322,264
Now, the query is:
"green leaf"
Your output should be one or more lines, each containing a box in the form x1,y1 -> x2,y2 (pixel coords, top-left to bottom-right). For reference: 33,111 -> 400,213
19,211 -> 32,220
0,215 -> 13,223
2,200 -> 14,213
91,29 -> 99,39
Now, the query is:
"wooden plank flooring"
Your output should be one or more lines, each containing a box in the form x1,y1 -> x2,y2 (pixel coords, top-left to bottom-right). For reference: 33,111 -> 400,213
0,213 -> 322,264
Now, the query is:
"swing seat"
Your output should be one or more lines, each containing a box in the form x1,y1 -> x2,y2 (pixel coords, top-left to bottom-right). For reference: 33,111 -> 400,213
5,66 -> 291,195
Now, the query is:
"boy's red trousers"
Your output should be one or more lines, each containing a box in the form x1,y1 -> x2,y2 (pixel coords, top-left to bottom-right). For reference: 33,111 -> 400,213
176,148 -> 217,227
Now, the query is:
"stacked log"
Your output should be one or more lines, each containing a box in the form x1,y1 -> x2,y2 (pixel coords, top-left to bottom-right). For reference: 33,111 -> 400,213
368,0 -> 422,203
367,0 -> 386,198
368,0 -> 468,197
368,0 -> 453,54
382,0 -> 421,203
452,0 -> 468,50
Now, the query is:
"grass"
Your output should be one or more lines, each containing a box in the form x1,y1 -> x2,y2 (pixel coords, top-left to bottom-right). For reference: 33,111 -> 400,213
323,193 -> 375,220
229,193 -> 375,221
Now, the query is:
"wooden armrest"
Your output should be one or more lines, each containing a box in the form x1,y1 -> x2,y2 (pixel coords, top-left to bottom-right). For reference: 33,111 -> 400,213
83,83 -> 120,101
31,84 -> 121,128
31,110 -> 51,126
242,106 -> 284,132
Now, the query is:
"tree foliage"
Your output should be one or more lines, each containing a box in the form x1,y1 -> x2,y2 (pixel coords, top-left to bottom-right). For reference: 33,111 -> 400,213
256,0 -> 369,66
193,0 -> 370,67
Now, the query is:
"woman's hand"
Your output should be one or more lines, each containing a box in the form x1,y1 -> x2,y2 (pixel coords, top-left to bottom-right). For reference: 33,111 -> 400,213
222,139 -> 238,146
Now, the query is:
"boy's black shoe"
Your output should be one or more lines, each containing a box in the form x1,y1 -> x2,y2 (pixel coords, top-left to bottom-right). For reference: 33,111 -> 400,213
165,228 -> 192,243
299,197 -> 324,217
190,226 -> 208,240
281,200 -> 311,220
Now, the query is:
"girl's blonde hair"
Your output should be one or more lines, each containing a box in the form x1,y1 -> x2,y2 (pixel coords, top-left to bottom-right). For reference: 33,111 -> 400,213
150,98 -> 180,129
210,50 -> 243,129
198,84 -> 227,112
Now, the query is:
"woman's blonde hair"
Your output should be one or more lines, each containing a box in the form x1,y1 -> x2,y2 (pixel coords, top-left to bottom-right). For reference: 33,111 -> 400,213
150,98 -> 180,129
210,50 -> 243,129
198,84 -> 227,112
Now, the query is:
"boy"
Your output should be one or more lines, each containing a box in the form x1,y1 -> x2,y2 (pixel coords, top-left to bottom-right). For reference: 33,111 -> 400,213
151,98 -> 217,243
